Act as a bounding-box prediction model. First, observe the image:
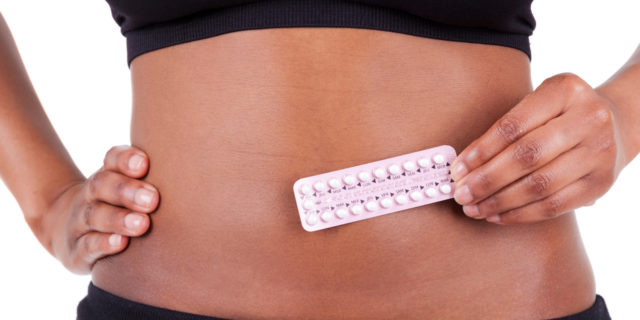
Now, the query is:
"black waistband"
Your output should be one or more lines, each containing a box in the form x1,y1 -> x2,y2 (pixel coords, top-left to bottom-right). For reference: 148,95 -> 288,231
77,282 -> 229,320
77,282 -> 610,320
549,294 -> 611,320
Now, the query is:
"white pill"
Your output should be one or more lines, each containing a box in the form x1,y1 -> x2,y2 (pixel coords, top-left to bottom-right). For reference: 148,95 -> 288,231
410,191 -> 423,201
320,211 -> 332,222
395,194 -> 409,204
306,215 -> 318,226
425,187 -> 437,198
313,181 -> 327,192
380,198 -> 393,208
403,161 -> 417,171
299,184 -> 313,195
335,209 -> 348,219
388,164 -> 402,175
417,158 -> 430,167
303,200 -> 315,210
343,175 -> 357,185
374,167 -> 387,178
365,201 -> 379,211
439,184 -> 452,194
358,171 -> 372,181
350,205 -> 364,215
328,178 -> 342,189
433,154 -> 445,164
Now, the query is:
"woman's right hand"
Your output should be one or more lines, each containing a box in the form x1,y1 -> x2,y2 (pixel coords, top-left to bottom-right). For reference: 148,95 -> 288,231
40,145 -> 159,274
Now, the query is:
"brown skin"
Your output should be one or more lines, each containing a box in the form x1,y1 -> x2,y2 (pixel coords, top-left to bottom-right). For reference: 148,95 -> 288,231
94,28 -> 595,319
38,146 -> 159,273
0,14 -> 159,274
2,12 -> 639,320
452,66 -> 640,224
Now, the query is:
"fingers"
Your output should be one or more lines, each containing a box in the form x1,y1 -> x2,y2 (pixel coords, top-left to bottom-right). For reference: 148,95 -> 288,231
74,232 -> 130,272
484,173 -> 604,225
463,145 -> 594,219
452,105 -> 592,206
103,145 -> 149,178
78,201 -> 150,236
450,73 -> 591,181
85,169 -> 159,213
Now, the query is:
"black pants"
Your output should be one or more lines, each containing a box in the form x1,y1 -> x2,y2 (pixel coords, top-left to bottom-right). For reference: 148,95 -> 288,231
77,282 -> 611,320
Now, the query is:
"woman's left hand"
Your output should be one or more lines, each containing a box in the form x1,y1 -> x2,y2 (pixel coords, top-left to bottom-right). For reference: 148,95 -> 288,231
450,73 -> 627,225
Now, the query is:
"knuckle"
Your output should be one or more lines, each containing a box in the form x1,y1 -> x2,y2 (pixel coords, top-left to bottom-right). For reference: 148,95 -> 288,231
104,145 -> 130,169
471,171 -> 492,193
589,103 -> 613,127
481,196 -> 500,214
111,208 -> 130,233
87,171 -> 104,199
496,115 -> 524,144
468,142 -> 491,164
82,202 -> 95,229
580,172 -> 595,186
498,209 -> 521,224
527,172 -> 552,195
106,145 -> 119,157
553,73 -> 589,95
105,145 -> 125,162
595,133 -> 616,154
108,145 -> 128,157
542,196 -> 563,218
115,179 -> 134,201
513,140 -> 543,169
113,178 -> 142,204
81,236 -> 94,259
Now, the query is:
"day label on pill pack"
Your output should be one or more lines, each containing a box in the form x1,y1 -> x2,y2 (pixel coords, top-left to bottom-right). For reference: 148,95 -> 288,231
293,145 -> 457,232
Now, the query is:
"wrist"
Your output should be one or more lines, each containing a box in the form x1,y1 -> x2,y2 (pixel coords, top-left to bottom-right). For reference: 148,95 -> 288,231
595,83 -> 640,167
27,177 -> 85,256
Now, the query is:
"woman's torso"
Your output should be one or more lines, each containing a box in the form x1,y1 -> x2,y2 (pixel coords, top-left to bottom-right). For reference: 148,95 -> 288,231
91,27 -> 595,319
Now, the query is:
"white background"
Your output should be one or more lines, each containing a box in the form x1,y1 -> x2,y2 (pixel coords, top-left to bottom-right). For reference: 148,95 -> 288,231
1,0 -> 638,318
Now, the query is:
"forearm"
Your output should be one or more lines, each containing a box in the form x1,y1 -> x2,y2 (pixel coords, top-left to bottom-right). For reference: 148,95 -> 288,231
595,43 -> 640,167
0,14 -> 85,238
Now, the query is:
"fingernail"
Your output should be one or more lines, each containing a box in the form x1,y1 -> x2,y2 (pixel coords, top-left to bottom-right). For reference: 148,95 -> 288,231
487,215 -> 501,223
463,205 -> 480,218
129,153 -> 145,170
135,187 -> 155,207
125,213 -> 143,230
453,185 -> 473,204
109,234 -> 122,246
451,163 -> 468,181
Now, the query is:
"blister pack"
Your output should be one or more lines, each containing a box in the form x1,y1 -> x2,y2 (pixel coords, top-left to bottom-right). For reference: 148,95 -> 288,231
293,145 -> 457,231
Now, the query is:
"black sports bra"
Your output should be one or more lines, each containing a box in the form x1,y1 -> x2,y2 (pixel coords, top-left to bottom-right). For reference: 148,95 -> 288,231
104,0 -> 536,66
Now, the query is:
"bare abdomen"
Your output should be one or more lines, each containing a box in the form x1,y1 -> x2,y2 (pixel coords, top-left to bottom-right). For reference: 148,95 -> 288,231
92,28 -> 595,319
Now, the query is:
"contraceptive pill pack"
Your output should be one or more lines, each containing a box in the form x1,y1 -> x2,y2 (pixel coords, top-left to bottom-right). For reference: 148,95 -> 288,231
293,145 -> 457,231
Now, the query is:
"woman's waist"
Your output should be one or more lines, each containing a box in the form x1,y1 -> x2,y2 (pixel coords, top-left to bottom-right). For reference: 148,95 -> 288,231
91,199 -> 594,319
91,131 -> 595,318
92,28 -> 595,317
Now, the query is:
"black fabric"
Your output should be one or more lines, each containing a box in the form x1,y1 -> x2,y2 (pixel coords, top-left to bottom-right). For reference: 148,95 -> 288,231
103,0 -> 535,66
550,295 -> 612,320
77,282 -> 229,320
78,282 -> 611,320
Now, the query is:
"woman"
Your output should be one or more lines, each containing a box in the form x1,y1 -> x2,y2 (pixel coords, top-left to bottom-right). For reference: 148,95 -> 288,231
1,0 -> 637,319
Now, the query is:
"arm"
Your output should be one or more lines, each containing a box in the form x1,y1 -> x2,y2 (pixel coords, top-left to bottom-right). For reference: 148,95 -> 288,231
449,43 -> 640,225
596,44 -> 640,165
0,12 -> 85,248
0,12 -> 158,272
